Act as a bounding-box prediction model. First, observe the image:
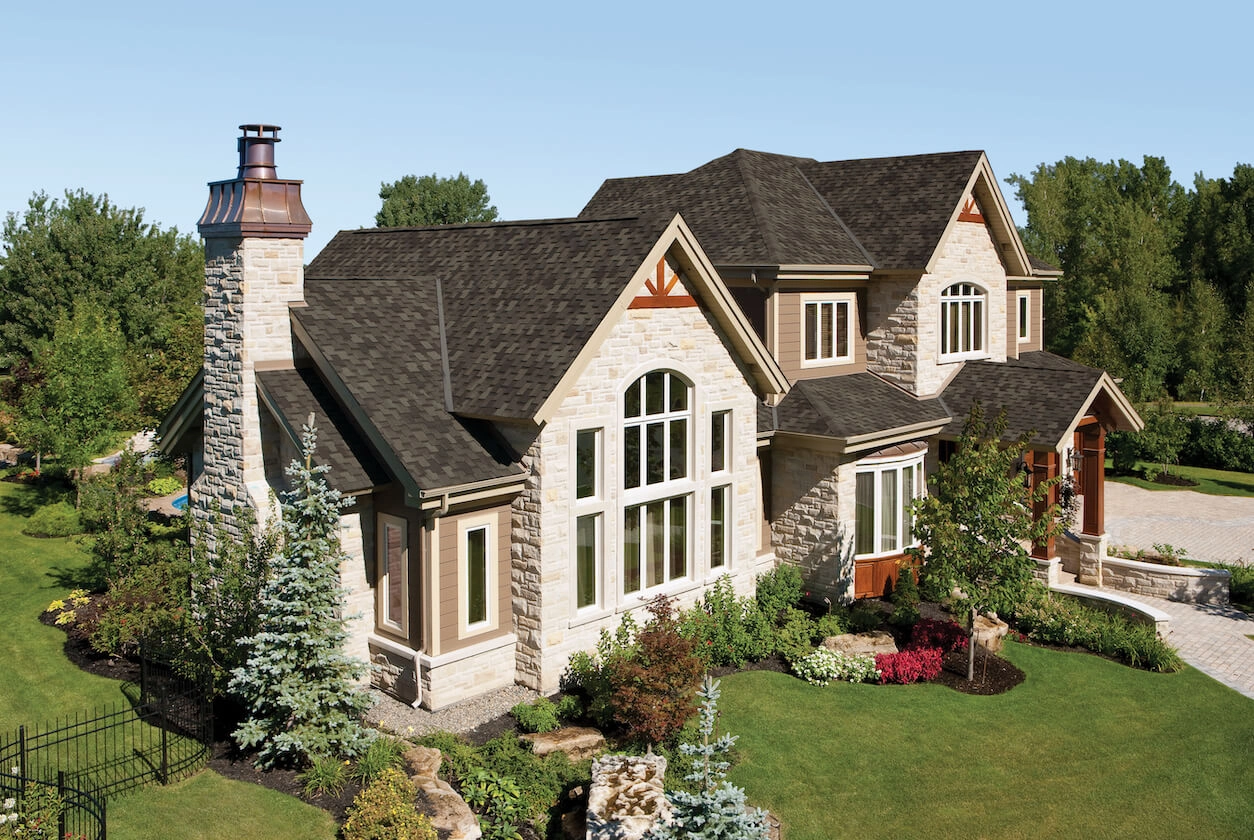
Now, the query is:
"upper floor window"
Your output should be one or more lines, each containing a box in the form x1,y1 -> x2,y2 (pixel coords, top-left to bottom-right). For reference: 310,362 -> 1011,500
940,283 -> 986,360
1017,291 -> 1030,343
803,295 -> 854,365
623,371 -> 692,595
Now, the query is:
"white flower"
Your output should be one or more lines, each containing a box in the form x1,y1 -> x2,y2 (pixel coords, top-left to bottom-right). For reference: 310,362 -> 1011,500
2,797 -> 13,809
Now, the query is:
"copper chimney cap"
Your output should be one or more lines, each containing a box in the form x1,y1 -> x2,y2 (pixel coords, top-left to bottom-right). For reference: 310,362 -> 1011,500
238,124 -> 281,179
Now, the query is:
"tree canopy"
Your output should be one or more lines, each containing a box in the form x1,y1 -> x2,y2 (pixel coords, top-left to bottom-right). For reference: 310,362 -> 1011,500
0,189 -> 203,426
375,172 -> 499,227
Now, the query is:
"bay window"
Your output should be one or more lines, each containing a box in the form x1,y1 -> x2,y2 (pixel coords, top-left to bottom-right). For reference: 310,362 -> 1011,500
854,450 -> 925,557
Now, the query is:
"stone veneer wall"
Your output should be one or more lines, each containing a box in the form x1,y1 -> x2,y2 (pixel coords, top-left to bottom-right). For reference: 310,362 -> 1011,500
195,237 -> 306,542
339,499 -> 374,681
865,216 -> 1008,397
769,443 -> 856,604
1100,557 -> 1230,605
514,268 -> 769,694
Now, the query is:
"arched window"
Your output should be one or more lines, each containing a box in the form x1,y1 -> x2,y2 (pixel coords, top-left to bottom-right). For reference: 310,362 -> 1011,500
939,283 -> 986,359
622,370 -> 691,594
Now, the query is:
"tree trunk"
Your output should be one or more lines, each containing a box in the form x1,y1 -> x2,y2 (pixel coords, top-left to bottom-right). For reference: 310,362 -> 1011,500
967,606 -> 976,682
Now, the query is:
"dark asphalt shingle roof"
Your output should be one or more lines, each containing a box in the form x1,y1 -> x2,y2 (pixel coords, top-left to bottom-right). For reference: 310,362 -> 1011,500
938,351 -> 1104,448
582,149 -> 872,267
797,151 -> 985,270
256,367 -> 390,493
583,149 -> 993,271
772,373 -> 951,440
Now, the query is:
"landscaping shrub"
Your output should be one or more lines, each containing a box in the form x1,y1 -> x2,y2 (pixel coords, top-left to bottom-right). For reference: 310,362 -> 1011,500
875,647 -> 944,684
792,649 -> 879,686
511,697 -> 560,734
560,611 -> 638,730
680,575 -> 773,669
1224,563 -> 1254,611
754,563 -> 803,622
352,735 -> 407,785
1181,416 -> 1254,473
813,611 -> 848,640
145,476 -> 183,497
1012,589 -> 1183,672
21,500 -> 83,537
772,607 -> 818,665
554,694 -> 583,722
90,557 -> 188,657
0,781 -> 65,840
908,618 -> 968,653
605,596 -> 703,745
847,603 -> 883,633
299,754 -> 348,797
342,766 -> 436,840
462,768 -> 525,840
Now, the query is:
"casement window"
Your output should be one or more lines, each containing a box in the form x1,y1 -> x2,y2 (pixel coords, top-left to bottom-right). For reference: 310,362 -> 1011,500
710,485 -> 730,570
710,410 -> 730,475
573,428 -> 603,610
854,451 -> 925,557
622,371 -> 691,594
1017,291 -> 1030,343
458,514 -> 496,634
377,513 -> 408,634
802,295 -> 854,365
939,283 -> 987,360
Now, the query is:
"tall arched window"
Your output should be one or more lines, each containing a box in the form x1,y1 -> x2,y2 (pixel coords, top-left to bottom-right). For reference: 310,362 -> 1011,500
939,283 -> 986,359
622,370 -> 691,594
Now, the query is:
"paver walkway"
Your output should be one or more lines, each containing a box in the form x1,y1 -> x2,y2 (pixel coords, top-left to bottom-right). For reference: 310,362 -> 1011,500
1104,481 -> 1254,567
1113,591 -> 1254,699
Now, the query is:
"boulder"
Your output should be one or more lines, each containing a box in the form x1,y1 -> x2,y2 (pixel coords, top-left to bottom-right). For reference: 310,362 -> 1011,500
972,614 -> 1009,653
521,726 -> 606,762
403,744 -> 443,780
823,630 -> 898,657
587,753 -> 668,840
416,776 -> 482,840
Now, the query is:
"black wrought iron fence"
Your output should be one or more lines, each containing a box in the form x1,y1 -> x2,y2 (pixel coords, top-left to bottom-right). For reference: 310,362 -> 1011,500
0,768 -> 106,840
0,648 -> 213,838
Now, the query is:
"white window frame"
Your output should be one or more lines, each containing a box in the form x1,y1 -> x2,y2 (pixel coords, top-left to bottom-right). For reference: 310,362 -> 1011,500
710,409 -> 731,476
621,370 -> 693,597
572,426 -> 606,612
1017,291 -> 1031,344
457,513 -> 497,636
377,513 -> 408,635
710,484 -> 731,571
854,451 -> 926,559
939,282 -> 988,361
801,293 -> 855,367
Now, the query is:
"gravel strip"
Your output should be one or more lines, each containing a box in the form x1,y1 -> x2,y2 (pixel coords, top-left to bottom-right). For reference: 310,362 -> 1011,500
365,684 -> 540,738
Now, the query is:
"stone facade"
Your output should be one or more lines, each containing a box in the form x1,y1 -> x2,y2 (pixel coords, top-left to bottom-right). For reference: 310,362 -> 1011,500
1100,557 -> 1230,605
769,443 -> 855,603
517,265 -> 770,694
865,212 -> 1009,397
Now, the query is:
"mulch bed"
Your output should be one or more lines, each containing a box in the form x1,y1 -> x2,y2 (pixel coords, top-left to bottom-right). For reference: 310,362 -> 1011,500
207,740 -> 363,823
933,646 -> 1026,695
1150,472 -> 1200,487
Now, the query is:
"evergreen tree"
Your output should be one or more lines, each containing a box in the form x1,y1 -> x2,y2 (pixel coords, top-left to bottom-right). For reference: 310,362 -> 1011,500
646,677 -> 770,840
230,421 -> 371,768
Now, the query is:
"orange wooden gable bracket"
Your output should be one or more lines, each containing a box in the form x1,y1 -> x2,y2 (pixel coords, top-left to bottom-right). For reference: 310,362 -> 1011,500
629,257 -> 697,309
957,198 -> 985,223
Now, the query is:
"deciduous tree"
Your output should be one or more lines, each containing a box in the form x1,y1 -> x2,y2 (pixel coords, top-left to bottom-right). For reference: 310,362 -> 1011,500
375,172 -> 499,227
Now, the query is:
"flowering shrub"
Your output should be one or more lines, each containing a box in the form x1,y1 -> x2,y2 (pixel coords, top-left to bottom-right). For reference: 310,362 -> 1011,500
792,648 -> 880,686
907,619 -> 968,653
874,647 -> 944,684
342,767 -> 436,840
0,781 -> 65,839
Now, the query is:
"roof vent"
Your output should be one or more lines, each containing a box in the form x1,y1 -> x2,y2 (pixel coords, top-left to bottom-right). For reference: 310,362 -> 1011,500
237,124 -> 281,180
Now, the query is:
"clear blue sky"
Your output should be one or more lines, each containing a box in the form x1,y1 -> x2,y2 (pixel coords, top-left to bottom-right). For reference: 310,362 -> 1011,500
3,1 -> 1249,258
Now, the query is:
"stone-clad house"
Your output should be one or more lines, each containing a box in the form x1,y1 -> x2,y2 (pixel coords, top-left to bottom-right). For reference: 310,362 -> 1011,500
161,127 -> 1140,710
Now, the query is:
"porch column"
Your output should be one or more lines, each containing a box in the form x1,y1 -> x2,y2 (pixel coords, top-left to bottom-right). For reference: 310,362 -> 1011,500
1081,425 -> 1106,536
1030,449 -> 1059,560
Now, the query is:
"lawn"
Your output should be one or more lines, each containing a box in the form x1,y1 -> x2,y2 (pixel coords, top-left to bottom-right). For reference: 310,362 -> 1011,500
1107,461 -> 1254,497
718,643 -> 1254,840
0,479 -> 335,839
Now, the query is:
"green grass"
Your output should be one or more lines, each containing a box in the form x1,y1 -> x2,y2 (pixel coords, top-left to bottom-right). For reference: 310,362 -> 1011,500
108,771 -> 336,840
0,479 -> 336,839
1107,461 -> 1254,497
718,643 -> 1254,840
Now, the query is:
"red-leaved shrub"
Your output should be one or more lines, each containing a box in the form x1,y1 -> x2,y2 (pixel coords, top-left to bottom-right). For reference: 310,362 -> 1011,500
875,647 -> 944,684
907,618 -> 968,653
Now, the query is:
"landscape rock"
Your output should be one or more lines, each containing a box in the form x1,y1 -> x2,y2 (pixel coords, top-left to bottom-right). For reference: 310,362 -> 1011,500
586,753 -> 668,840
972,614 -> 1009,653
416,776 -> 482,840
823,630 -> 899,657
403,744 -> 443,780
521,726 -> 606,762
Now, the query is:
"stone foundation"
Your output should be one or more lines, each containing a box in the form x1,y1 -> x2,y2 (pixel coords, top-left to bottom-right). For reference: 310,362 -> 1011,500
420,633 -> 518,710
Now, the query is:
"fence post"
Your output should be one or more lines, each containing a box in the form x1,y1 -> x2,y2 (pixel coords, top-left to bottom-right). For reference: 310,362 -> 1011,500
57,770 -> 67,839
18,725 -> 25,782
101,794 -> 107,840
160,685 -> 169,784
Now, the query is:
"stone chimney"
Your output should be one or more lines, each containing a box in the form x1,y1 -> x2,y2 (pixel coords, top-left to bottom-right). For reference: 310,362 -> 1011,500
194,124 -> 311,540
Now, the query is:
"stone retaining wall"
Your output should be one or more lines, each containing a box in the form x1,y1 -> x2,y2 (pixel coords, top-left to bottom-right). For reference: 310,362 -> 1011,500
1100,557 -> 1231,605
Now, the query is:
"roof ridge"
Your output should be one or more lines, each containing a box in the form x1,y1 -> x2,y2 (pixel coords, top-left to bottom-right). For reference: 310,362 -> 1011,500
793,164 -> 877,268
354,215 -> 648,234
730,150 -> 780,261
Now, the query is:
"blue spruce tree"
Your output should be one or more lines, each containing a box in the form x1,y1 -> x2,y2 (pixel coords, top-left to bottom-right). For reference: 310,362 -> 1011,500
230,420 -> 371,767
647,676 -> 771,840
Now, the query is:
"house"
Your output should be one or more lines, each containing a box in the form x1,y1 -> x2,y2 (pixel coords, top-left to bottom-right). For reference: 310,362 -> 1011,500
161,126 -> 1140,710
